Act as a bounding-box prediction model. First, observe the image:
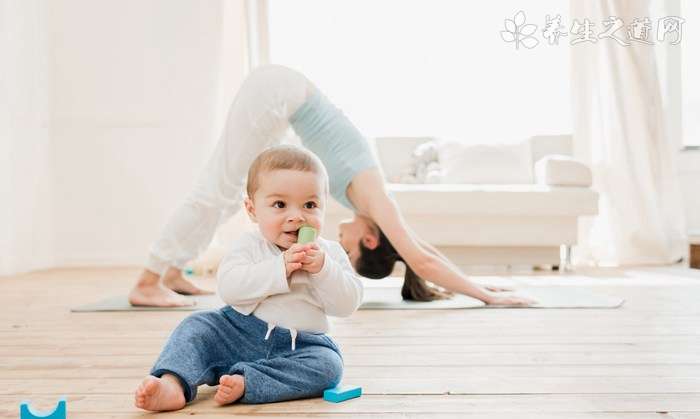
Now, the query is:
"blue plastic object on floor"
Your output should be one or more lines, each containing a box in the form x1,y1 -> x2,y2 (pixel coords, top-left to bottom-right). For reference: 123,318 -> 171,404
323,385 -> 362,403
20,397 -> 66,419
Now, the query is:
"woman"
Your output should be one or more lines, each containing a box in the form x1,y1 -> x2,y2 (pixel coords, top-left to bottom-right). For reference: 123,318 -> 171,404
129,65 -> 532,307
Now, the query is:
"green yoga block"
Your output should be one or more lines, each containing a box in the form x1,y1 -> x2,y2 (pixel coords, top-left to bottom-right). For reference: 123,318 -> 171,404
297,226 -> 317,244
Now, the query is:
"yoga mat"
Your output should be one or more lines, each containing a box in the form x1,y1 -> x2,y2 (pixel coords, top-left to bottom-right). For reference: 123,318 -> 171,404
358,285 -> 624,309
71,294 -> 224,312
72,286 -> 623,312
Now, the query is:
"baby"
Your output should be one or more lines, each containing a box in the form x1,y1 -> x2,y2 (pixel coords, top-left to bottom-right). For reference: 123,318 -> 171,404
134,145 -> 363,411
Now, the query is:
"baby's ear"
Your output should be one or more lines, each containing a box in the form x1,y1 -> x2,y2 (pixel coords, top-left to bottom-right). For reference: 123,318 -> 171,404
244,197 -> 257,223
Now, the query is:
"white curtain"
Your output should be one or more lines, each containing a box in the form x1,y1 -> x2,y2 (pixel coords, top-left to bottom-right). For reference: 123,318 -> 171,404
571,0 -> 687,266
0,0 -> 54,276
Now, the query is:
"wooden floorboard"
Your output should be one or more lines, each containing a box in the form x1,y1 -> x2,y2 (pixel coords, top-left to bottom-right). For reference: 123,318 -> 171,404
1,266 -> 699,418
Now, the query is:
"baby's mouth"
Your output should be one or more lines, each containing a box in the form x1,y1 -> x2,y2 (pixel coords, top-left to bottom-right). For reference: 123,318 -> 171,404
285,229 -> 300,239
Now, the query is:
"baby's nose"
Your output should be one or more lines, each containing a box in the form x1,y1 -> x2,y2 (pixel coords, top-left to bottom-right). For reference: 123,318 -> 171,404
288,211 -> 305,222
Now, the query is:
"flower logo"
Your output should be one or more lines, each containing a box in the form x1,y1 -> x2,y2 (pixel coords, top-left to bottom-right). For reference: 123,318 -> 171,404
501,10 -> 539,50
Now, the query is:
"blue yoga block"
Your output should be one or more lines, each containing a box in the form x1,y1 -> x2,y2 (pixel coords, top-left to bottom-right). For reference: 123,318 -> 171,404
20,397 -> 66,419
323,385 -> 362,403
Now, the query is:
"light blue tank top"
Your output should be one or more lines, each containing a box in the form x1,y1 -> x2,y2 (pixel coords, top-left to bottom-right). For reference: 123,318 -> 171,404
289,91 -> 378,211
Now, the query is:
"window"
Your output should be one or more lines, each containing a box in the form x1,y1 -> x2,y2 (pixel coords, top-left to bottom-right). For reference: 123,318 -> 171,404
267,0 -> 571,144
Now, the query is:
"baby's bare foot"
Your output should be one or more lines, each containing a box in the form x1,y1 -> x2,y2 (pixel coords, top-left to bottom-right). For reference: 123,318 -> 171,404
162,267 -> 215,296
214,374 -> 245,406
134,375 -> 186,412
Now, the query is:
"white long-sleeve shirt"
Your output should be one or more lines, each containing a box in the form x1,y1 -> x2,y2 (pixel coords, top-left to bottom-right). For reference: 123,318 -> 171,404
217,229 -> 363,334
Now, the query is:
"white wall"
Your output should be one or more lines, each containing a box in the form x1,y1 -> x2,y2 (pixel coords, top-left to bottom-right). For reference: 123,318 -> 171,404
0,0 -> 54,274
47,0 -> 249,267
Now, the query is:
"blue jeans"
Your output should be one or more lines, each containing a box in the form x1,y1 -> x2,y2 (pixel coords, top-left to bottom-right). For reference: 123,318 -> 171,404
150,306 -> 343,404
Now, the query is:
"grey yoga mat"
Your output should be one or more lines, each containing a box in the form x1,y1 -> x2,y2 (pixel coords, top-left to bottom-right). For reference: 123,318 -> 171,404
71,285 -> 623,312
71,294 -> 225,312
359,285 -> 624,309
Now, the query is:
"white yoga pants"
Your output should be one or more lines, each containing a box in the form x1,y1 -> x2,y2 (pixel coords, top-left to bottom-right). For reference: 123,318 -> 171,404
146,65 -> 315,275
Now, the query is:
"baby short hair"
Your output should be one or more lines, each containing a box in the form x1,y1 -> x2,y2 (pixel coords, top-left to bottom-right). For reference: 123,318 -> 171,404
246,145 -> 329,198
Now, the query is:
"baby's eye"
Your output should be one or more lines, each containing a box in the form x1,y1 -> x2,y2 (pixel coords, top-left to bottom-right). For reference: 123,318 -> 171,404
272,201 -> 285,209
304,201 -> 317,209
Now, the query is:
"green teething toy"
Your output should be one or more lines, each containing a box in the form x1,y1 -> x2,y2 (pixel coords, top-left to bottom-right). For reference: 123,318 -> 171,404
297,225 -> 317,244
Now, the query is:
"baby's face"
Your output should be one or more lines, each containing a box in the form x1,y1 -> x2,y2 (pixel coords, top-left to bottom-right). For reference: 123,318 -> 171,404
246,169 -> 325,250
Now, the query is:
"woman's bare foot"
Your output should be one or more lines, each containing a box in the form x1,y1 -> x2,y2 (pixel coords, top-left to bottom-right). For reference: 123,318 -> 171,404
128,269 -> 195,307
214,374 -> 245,406
162,267 -> 215,296
134,374 -> 186,412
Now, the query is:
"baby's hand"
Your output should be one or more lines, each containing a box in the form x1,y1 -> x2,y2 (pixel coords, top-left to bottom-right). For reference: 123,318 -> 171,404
283,243 -> 314,278
300,243 -> 325,275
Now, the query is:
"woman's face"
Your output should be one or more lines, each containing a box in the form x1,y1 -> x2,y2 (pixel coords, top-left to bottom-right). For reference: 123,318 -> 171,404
338,215 -> 379,267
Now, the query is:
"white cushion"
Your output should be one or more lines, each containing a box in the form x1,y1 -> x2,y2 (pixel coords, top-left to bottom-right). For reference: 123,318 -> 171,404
437,140 -> 533,184
372,137 -> 434,182
384,183 -> 599,217
535,155 -> 593,187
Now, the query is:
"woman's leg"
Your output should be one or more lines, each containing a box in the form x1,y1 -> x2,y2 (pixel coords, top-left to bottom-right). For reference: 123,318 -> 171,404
130,65 -> 313,306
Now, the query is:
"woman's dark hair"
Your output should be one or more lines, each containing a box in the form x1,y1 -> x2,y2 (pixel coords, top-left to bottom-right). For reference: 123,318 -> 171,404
355,229 -> 452,302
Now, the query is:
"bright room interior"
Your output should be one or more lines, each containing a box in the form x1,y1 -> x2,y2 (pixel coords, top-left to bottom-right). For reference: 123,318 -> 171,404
2,0 -> 700,417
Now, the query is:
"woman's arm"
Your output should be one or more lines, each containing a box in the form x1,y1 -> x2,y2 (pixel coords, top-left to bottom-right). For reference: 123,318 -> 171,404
349,169 -> 532,305
410,231 -> 513,293
349,170 -> 493,301
368,195 -> 496,303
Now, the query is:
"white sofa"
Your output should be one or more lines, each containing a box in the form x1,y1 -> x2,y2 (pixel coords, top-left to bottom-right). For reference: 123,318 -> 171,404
321,135 -> 599,270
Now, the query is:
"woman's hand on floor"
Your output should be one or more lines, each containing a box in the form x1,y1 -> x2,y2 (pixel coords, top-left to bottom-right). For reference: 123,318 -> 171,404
485,295 -> 536,307
483,285 -> 513,293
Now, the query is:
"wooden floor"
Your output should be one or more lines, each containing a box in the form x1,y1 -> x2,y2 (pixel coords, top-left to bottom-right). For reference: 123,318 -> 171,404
2,267 -> 700,418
